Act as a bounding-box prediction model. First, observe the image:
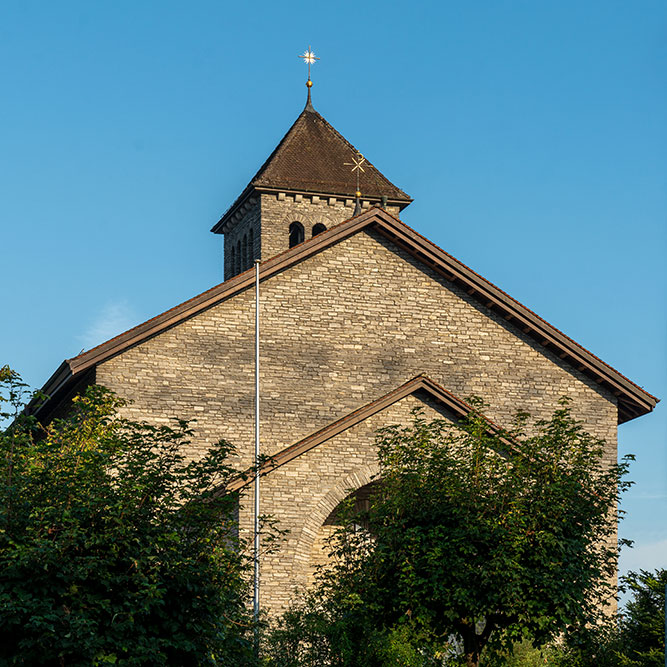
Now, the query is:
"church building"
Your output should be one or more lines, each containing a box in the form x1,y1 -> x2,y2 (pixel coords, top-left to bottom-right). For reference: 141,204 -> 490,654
33,80 -> 658,615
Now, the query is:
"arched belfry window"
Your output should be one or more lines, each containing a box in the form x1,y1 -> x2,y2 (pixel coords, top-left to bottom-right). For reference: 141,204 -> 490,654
229,246 -> 235,276
242,235 -> 248,270
248,228 -> 254,265
289,221 -> 305,248
312,223 -> 327,237
236,240 -> 241,274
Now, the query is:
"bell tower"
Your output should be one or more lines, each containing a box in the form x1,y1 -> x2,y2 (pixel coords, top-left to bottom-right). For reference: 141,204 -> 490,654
211,74 -> 412,281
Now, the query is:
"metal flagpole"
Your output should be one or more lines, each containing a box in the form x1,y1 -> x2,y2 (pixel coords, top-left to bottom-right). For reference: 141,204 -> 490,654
254,259 -> 261,639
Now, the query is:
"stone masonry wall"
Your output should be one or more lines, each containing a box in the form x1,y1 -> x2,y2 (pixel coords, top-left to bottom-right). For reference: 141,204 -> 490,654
223,193 -> 402,280
259,192 -> 401,260
223,196 -> 260,280
96,227 -> 618,615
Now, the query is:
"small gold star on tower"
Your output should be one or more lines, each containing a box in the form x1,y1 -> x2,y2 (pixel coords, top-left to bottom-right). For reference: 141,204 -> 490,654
344,153 -> 366,215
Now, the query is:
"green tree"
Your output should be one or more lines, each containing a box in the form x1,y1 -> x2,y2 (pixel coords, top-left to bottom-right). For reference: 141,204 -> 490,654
0,367 -> 273,666
266,400 -> 631,667
553,568 -> 666,667
618,569 -> 666,667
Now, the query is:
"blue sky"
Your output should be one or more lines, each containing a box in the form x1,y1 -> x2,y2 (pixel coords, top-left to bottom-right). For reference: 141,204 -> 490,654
1,1 -> 665,588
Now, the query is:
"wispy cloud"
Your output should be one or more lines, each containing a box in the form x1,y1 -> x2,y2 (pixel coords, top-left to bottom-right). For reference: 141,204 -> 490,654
78,300 -> 137,351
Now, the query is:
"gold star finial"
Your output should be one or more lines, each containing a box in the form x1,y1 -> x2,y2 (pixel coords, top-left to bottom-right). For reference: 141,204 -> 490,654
299,46 -> 320,85
344,153 -> 366,199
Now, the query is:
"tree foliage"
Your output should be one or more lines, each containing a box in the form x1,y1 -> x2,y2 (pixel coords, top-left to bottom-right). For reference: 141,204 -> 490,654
549,568 -> 666,667
618,568 -> 666,667
0,367 -> 270,666
266,400 -> 631,667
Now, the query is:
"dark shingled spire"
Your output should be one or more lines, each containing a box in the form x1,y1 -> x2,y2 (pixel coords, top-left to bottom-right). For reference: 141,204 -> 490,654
305,80 -> 315,112
250,106 -> 410,201
212,101 -> 411,233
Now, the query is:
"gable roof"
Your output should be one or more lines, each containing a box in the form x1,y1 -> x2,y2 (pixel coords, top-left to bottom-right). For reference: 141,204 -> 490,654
211,103 -> 412,233
226,374 -> 493,493
33,207 -> 658,424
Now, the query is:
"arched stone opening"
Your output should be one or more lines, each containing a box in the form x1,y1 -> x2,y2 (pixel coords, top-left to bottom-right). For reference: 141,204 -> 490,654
308,480 -> 381,585
288,221 -> 305,248
312,222 -> 327,237
288,467 -> 379,593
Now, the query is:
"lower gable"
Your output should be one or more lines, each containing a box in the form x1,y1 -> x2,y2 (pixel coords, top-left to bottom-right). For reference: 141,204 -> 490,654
227,374 -> 487,489
245,389 -> 453,614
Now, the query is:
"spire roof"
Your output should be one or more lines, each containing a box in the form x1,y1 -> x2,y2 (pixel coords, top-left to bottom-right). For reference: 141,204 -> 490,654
251,104 -> 411,201
212,102 -> 411,233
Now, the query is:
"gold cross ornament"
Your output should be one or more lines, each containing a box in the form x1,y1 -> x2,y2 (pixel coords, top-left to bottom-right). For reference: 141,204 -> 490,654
344,153 -> 366,197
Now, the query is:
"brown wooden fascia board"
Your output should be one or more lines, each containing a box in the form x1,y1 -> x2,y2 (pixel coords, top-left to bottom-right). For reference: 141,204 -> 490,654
30,361 -> 73,415
372,219 -> 658,418
226,375 -> 473,493
224,374 -> 515,495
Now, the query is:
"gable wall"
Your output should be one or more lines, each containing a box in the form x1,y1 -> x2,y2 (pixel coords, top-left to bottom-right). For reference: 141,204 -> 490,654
98,225 -> 617,468
96,228 -> 618,612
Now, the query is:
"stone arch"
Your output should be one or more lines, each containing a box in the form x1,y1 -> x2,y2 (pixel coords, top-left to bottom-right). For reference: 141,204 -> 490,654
288,465 -> 380,590
278,209 -> 350,245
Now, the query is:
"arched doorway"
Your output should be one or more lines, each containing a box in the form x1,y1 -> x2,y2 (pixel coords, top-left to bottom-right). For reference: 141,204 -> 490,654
307,481 -> 380,584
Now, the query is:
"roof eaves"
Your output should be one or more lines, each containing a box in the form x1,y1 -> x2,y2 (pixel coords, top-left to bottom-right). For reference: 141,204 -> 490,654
252,184 -> 412,205
28,360 -> 73,416
369,217 -> 659,421
211,185 -> 255,234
